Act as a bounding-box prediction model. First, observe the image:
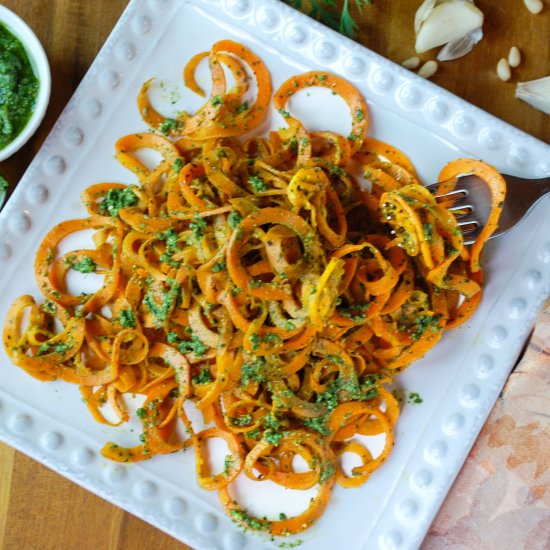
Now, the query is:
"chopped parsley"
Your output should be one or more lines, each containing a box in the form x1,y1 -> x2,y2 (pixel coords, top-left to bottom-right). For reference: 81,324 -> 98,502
249,175 -> 268,193
408,391 -> 423,405
241,356 -> 266,385
249,333 -> 261,351
192,368 -> 212,385
422,223 -> 434,243
236,101 -> 249,114
229,509 -> 270,532
70,256 -> 96,273
99,187 -> 138,216
143,279 -> 180,327
158,228 -> 181,266
211,260 -> 226,273
42,300 -> 56,314
278,108 -> 290,118
411,314 -> 441,341
158,118 -> 178,135
37,342 -> 69,356
228,210 -> 242,229
168,331 -> 208,357
231,414 -> 253,427
180,333 -> 208,356
136,407 -> 147,419
263,429 -> 283,445
262,333 -> 281,346
304,415 -> 331,435
278,540 -> 303,548
119,309 -> 136,329
211,95 -> 224,107
319,460 -> 335,484
189,215 -> 207,243
223,455 -> 234,475
338,302 -> 370,322
172,157 -> 184,173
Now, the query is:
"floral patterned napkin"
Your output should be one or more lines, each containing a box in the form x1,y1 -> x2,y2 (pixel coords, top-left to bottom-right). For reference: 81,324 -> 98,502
423,300 -> 550,549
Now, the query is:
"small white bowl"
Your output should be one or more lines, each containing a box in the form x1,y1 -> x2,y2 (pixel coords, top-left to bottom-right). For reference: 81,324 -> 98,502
0,5 -> 51,162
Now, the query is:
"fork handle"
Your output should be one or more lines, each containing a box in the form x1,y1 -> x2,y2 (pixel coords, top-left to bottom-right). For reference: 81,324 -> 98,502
534,176 -> 550,198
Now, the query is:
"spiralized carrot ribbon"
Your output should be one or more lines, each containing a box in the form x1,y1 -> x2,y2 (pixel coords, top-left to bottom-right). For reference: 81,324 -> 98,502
437,159 -> 506,273
3,40 -> 504,538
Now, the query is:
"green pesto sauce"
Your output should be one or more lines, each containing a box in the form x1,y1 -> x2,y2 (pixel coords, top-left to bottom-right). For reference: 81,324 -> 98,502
0,23 -> 39,150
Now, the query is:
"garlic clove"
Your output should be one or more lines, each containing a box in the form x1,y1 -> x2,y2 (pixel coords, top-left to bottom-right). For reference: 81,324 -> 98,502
516,76 -> 550,115
415,0 -> 484,54
414,0 -> 476,34
414,0 -> 439,35
437,27 -> 483,61
402,56 -> 421,69
497,58 -> 512,82
508,46 -> 521,68
418,60 -> 439,79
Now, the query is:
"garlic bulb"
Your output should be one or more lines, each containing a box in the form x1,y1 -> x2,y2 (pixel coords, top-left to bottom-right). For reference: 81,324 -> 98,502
516,77 -> 550,115
415,0 -> 484,56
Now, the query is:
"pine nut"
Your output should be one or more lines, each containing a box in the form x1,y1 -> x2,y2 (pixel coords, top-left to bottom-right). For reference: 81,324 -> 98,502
418,60 -> 438,79
508,46 -> 521,68
401,56 -> 421,70
497,58 -> 512,81
524,0 -> 544,14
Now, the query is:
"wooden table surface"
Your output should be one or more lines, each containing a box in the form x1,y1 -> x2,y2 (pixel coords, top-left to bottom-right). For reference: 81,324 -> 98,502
0,1 -> 548,549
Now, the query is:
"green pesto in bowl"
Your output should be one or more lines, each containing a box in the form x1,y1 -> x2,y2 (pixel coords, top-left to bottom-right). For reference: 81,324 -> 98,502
0,21 -> 39,151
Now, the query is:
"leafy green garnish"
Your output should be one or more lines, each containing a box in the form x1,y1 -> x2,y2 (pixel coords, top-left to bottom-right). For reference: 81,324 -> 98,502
283,0 -> 373,38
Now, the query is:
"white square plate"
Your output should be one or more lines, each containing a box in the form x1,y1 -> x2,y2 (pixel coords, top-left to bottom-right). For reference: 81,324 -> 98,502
0,1 -> 549,549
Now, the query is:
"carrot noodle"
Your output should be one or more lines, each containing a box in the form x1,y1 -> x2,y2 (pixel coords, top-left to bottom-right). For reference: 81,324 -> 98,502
2,40 -> 504,537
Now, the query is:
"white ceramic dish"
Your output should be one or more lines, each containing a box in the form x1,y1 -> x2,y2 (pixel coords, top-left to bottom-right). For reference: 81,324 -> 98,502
0,1 -> 549,549
0,4 -> 51,162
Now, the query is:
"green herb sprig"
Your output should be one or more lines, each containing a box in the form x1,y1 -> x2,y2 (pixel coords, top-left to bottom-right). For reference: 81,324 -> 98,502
284,0 -> 373,39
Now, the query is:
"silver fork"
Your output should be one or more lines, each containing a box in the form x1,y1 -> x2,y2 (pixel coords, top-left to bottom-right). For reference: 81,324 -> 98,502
424,174 -> 550,245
